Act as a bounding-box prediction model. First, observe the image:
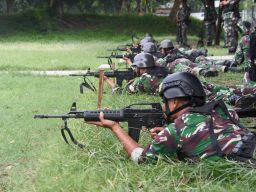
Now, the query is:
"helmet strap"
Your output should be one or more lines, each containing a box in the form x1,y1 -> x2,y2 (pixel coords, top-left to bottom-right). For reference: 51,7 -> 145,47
164,99 -> 191,121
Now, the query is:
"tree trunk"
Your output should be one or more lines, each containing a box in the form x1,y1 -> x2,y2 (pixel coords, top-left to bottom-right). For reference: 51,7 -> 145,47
121,0 -> 132,13
136,0 -> 142,15
112,0 -> 123,14
169,0 -> 180,23
5,0 -> 14,15
49,0 -> 64,18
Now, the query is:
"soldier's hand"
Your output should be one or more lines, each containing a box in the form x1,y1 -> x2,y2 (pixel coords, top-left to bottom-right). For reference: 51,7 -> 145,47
85,111 -> 120,130
150,127 -> 164,139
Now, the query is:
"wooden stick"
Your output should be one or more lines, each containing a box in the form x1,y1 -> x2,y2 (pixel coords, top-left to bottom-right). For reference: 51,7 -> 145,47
97,69 -> 104,109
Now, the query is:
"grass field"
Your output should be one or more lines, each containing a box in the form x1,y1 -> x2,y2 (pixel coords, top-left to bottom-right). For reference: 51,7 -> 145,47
1,15 -> 255,192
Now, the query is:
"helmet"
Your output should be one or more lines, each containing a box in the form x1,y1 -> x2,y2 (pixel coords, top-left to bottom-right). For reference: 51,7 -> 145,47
241,21 -> 251,34
142,42 -> 157,53
145,32 -> 153,38
131,53 -> 155,68
159,72 -> 205,106
159,39 -> 174,49
140,37 -> 154,46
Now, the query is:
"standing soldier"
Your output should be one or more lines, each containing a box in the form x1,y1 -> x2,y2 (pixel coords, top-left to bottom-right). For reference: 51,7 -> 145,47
176,0 -> 191,46
220,0 -> 241,53
202,0 -> 217,46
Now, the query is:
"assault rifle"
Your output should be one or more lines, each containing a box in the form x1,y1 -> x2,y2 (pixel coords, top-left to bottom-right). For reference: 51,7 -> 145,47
34,102 -> 165,147
70,68 -> 135,93
97,52 -> 136,62
108,45 -> 141,53
34,102 -> 256,148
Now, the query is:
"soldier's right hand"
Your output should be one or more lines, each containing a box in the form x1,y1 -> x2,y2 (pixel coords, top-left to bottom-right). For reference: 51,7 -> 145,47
150,127 -> 164,139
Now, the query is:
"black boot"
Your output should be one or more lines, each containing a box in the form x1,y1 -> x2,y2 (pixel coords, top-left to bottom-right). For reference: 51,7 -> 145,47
199,69 -> 218,77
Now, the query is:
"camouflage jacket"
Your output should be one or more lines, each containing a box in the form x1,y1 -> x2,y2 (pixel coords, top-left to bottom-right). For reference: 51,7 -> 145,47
203,82 -> 256,105
223,0 -> 240,16
234,35 -> 251,67
176,5 -> 191,24
140,105 -> 247,163
124,68 -> 167,95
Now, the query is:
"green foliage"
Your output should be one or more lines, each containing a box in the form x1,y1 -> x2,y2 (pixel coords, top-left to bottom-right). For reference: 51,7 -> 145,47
0,13 -> 203,43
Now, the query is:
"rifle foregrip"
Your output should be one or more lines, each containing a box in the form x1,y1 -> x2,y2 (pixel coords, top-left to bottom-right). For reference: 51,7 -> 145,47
34,115 -> 49,118
83,110 -> 125,121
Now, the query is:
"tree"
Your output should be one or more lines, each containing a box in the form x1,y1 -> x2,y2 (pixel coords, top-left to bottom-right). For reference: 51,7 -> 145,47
169,0 -> 180,23
5,0 -> 14,15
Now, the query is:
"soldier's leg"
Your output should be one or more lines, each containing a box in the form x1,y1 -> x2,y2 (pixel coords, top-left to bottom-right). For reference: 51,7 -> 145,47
223,17 -> 230,47
229,17 -> 239,53
205,21 -> 215,46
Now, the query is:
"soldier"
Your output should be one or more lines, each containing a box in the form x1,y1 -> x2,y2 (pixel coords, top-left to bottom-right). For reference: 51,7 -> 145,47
156,39 -> 219,77
203,81 -> 256,108
86,72 -> 256,165
232,21 -> 252,69
176,0 -> 191,46
123,52 -> 168,95
202,0 -> 217,46
220,0 -> 241,53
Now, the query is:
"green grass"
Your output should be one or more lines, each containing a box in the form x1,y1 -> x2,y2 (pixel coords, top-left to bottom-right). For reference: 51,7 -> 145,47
1,74 -> 256,192
0,14 -> 253,191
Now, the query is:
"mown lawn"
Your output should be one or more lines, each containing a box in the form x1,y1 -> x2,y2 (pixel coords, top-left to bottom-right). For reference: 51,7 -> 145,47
0,28 -> 255,191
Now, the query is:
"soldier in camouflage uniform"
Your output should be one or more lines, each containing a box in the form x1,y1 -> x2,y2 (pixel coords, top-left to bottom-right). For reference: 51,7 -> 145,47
86,72 -> 256,165
220,0 -> 242,53
123,52 -> 168,95
156,40 -> 219,77
176,0 -> 191,46
232,21 -> 252,69
203,81 -> 256,108
202,0 -> 217,46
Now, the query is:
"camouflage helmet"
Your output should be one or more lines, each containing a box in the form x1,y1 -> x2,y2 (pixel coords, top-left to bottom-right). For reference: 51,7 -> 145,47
145,32 -> 153,38
159,72 -> 205,106
131,52 -> 155,68
142,42 -> 157,53
159,39 -> 174,49
140,36 -> 154,46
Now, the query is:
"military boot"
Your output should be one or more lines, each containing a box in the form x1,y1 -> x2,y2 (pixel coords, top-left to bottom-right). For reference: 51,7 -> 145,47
199,69 -> 218,77
234,96 -> 256,108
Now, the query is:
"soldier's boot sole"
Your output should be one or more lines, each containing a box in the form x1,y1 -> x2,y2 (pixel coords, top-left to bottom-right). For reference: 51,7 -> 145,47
235,96 -> 256,108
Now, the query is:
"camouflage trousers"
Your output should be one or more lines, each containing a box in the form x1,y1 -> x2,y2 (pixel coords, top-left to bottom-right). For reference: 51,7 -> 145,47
223,12 -> 240,50
166,58 -> 218,77
176,22 -> 188,45
204,82 -> 256,107
194,55 -> 227,72
204,20 -> 216,46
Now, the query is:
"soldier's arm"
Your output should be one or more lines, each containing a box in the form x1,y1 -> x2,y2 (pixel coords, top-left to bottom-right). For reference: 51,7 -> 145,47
86,112 -> 142,162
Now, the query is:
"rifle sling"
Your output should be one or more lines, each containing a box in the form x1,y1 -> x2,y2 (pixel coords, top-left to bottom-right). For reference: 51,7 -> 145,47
61,120 -> 85,148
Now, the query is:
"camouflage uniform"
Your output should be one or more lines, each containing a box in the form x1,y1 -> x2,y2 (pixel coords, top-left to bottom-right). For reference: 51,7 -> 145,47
234,34 -> 251,68
244,72 -> 256,88
124,72 -> 164,95
222,0 -> 241,52
176,2 -> 191,45
203,82 -> 256,107
139,106 -> 247,163
202,0 -> 217,46
166,58 -> 217,77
